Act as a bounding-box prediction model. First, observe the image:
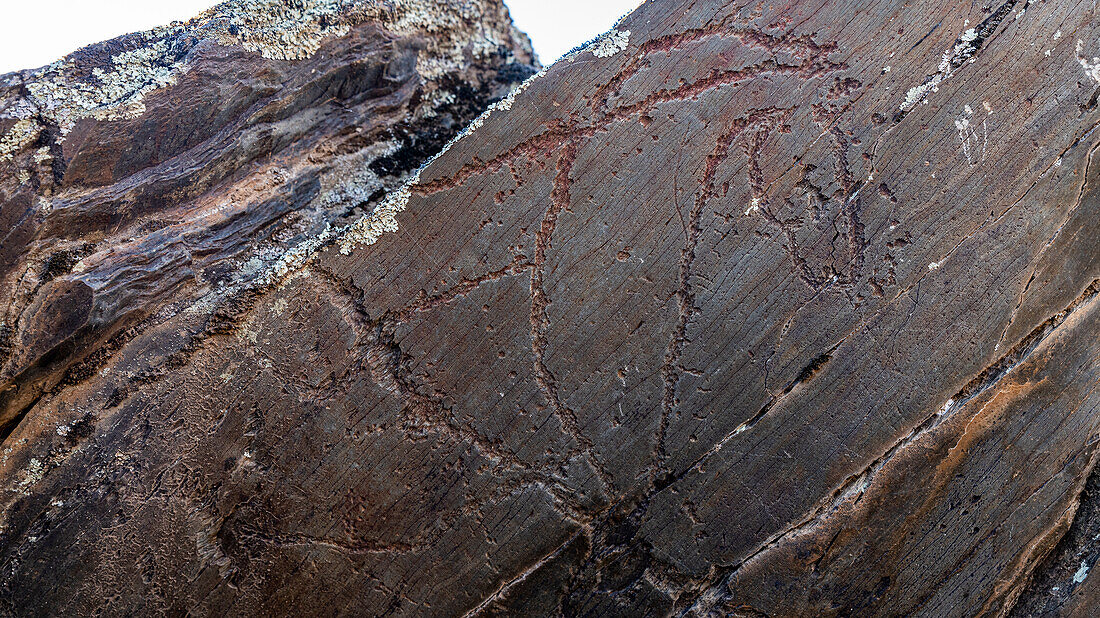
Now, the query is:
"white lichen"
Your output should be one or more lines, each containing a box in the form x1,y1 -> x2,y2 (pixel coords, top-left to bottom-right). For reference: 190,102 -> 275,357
338,187 -> 410,253
1076,39 -> 1100,85
212,0 -> 525,78
900,27 -> 981,111
314,140 -> 396,211
590,29 -> 631,58
214,0 -> 353,60
258,223 -> 335,285
19,457 -> 45,492
744,197 -> 761,216
0,0 -> 533,157
1074,560 -> 1090,584
0,118 -> 40,162
333,59 -> 551,255
420,89 -> 457,118
21,38 -> 182,138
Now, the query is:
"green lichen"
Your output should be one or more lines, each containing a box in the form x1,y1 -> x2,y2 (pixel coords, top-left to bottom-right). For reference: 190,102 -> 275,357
0,118 -> 39,162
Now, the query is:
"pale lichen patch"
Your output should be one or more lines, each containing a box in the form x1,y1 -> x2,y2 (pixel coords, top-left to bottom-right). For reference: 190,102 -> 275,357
0,36 -> 184,155
1074,560 -> 1090,584
1076,39 -> 1100,85
0,118 -> 41,162
900,27 -> 981,111
0,0 -> 534,158
335,61 -> 552,255
314,139 -> 396,212
18,457 -> 45,492
237,324 -> 261,344
420,89 -> 457,118
214,0 -> 526,78
259,223 -> 336,285
338,187 -> 410,254
215,0 -> 354,60
23,38 -> 182,136
590,29 -> 631,58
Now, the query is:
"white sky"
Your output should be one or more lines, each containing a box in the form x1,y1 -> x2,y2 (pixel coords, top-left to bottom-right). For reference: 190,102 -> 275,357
0,0 -> 642,75
506,0 -> 641,63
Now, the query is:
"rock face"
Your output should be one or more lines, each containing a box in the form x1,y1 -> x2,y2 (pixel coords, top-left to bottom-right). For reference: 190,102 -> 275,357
0,0 -> 537,438
1,0 -> 1099,615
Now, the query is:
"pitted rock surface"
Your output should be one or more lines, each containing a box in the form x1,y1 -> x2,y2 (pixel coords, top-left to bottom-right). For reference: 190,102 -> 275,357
2,0 -> 1100,616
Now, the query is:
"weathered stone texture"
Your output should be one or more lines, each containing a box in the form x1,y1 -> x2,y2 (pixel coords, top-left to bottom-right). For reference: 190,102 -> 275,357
1,0 -> 1100,616
0,0 -> 536,438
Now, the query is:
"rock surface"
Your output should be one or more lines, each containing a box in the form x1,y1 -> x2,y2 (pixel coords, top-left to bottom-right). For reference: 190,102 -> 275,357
1,0 -> 1099,616
0,0 -> 537,438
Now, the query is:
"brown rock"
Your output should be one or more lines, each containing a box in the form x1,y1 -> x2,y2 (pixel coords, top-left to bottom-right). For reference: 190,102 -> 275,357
0,0 -> 537,436
1,0 -> 1099,616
